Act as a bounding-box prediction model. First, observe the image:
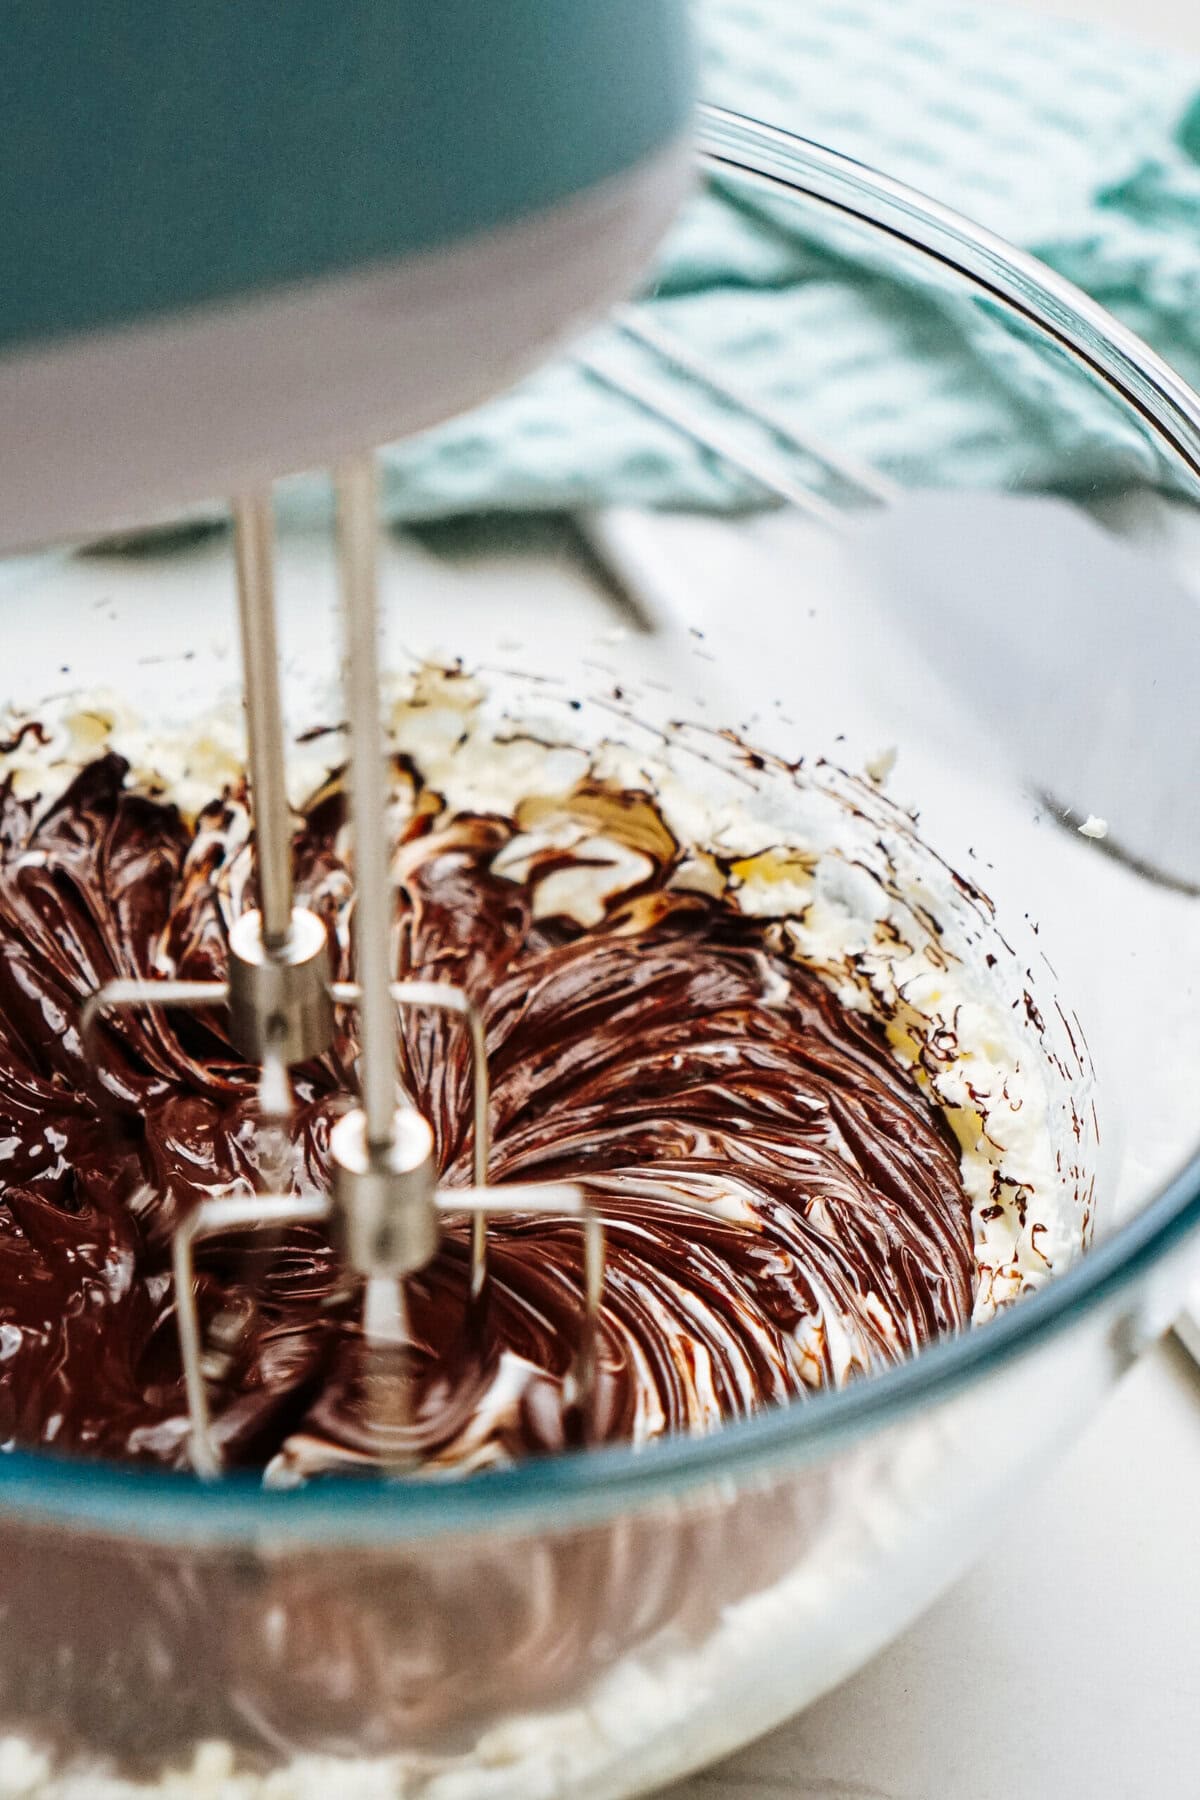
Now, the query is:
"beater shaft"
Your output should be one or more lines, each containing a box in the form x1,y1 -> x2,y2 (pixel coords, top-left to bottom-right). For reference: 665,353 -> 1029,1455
233,492 -> 294,952
335,454 -> 400,1151
228,492 -> 334,1065
332,454 -> 424,1452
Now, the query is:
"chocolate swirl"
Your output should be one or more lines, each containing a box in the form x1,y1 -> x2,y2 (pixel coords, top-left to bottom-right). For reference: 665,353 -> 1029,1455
0,752 -> 974,1474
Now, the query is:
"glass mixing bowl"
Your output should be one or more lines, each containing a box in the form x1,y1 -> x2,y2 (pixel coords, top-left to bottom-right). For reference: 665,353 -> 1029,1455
1,108 -> 1199,1797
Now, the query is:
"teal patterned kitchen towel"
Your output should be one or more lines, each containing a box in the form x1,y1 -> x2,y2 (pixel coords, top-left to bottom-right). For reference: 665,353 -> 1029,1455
349,0 -> 1200,521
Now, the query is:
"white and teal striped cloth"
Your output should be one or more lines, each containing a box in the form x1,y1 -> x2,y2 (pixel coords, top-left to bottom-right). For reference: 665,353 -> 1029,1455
356,0 -> 1200,520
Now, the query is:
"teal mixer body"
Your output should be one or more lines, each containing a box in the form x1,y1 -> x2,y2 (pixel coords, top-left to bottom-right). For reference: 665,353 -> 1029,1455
0,2 -> 694,547
1,2 -> 693,354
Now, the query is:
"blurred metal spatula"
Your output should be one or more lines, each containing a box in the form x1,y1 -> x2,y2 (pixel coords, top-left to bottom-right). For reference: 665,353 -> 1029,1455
852,487 -> 1200,896
577,309 -> 1200,895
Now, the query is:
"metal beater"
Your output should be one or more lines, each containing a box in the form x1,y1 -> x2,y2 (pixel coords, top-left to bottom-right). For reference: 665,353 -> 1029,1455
81,454 -> 604,1479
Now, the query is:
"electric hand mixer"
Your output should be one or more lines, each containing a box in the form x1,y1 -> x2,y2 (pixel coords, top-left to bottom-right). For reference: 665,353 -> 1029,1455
0,3 -> 694,1477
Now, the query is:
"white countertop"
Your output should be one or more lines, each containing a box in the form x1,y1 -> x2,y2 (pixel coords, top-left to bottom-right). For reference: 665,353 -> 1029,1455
672,2 -> 1200,1794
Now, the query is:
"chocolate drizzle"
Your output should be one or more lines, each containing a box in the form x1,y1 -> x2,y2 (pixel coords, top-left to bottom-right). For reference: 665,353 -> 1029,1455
0,752 -> 975,1475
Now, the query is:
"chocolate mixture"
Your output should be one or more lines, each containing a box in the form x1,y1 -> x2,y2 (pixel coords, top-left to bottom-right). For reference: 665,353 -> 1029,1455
0,752 -> 974,1474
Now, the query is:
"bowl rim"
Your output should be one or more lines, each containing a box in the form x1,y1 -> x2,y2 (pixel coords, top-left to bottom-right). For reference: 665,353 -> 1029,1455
4,105 -> 1200,1547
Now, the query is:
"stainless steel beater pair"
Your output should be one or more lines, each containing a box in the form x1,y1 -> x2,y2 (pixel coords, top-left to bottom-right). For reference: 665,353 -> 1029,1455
81,458 -> 604,1479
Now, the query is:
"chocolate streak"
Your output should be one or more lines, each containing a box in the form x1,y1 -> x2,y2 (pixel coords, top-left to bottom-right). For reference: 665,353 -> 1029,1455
0,753 -> 974,1474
